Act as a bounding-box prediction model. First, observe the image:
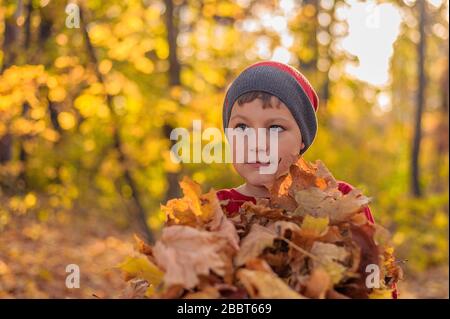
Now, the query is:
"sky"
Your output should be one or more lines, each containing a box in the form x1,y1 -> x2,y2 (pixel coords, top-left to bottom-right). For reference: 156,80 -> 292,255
339,0 -> 402,87
274,0 -> 403,87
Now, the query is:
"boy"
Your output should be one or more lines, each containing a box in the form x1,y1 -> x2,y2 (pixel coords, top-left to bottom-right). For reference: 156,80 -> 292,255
217,60 -> 374,222
216,61 -> 396,298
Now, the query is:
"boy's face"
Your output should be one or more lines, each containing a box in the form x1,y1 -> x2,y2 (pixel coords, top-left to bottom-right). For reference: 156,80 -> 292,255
227,97 -> 305,189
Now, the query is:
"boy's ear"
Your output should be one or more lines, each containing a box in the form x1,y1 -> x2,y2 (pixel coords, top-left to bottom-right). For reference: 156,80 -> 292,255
300,142 -> 305,150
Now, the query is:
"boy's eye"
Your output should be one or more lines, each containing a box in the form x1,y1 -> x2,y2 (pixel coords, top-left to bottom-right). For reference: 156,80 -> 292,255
234,123 -> 249,131
269,125 -> 285,132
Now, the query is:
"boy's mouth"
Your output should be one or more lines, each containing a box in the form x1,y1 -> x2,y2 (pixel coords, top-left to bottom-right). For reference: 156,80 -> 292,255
245,161 -> 271,168
244,158 -> 281,169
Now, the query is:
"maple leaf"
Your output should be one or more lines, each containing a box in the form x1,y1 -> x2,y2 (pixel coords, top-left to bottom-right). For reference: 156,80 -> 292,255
117,255 -> 164,287
184,286 -> 221,299
381,246 -> 403,285
203,190 -> 240,251
133,234 -> 153,256
237,269 -> 306,299
373,224 -> 392,248
162,177 -> 219,227
320,225 -> 344,243
315,160 -> 339,189
269,157 -> 330,211
336,223 -> 381,298
120,278 -> 150,299
161,195 -> 198,226
213,213 -> 241,251
160,177 -> 240,251
293,187 -> 371,223
326,289 -> 351,299
240,201 -> 300,224
235,224 -> 276,267
152,225 -> 236,289
299,215 -> 329,238
303,267 -> 332,299
310,242 -> 350,284
244,258 -> 276,273
310,242 -> 350,264
270,220 -> 302,240
349,224 -> 380,273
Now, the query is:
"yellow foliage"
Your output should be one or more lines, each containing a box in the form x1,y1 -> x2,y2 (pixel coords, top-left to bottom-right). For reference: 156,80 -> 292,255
300,215 -> 329,238
118,256 -> 164,287
161,176 -> 219,226
57,112 -> 76,130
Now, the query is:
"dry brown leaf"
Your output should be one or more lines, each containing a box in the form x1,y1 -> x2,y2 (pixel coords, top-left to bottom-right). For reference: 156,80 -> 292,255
235,224 -> 276,267
315,160 -> 338,189
294,187 -> 371,223
153,225 -> 236,289
311,242 -> 350,264
303,267 -> 331,299
237,269 -> 307,299
244,258 -> 276,273
241,201 -> 291,221
133,234 -> 153,256
289,157 -> 329,193
310,242 -> 350,284
184,286 -> 221,299
120,278 -> 150,299
270,220 -> 302,237
336,223 -> 381,298
326,289 -> 351,299
270,157 -> 330,211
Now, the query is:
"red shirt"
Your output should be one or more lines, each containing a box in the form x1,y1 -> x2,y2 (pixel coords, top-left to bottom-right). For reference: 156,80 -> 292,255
217,180 -> 375,222
216,180 -> 398,298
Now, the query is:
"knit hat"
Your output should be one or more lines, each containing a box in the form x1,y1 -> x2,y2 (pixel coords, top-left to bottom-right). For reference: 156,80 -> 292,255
222,61 -> 319,154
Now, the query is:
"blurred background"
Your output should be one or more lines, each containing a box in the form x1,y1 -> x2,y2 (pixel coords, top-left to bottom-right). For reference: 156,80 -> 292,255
0,0 -> 448,298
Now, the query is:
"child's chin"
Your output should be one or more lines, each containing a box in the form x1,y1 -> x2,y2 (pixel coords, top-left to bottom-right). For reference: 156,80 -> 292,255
245,172 -> 275,187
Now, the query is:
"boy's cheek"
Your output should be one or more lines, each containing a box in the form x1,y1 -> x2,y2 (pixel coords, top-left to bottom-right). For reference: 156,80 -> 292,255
232,162 -> 246,178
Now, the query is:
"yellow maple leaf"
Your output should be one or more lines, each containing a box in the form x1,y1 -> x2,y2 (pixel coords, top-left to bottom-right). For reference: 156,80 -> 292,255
162,177 -> 220,227
300,215 -> 329,238
179,176 -> 203,216
118,256 -> 164,287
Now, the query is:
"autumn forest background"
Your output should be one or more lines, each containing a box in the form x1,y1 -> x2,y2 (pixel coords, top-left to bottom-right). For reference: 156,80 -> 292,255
0,0 -> 448,298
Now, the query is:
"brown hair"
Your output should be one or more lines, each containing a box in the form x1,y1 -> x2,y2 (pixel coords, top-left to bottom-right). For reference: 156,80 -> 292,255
236,91 -> 283,109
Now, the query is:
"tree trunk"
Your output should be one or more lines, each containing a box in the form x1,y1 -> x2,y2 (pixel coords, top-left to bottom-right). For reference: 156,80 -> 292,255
298,0 -> 319,74
411,0 -> 427,198
79,6 -> 154,243
0,2 -> 22,166
17,0 -> 34,189
432,39 -> 449,193
163,0 -> 182,203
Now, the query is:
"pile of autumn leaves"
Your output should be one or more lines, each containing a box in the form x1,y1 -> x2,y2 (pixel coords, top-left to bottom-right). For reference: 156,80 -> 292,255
119,157 -> 402,299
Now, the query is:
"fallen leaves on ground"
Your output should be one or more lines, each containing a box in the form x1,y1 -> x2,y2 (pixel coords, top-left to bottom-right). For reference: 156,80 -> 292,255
0,215 -> 135,298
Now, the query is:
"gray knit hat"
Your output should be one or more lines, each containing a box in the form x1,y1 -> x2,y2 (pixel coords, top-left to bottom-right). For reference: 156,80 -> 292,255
222,61 -> 319,154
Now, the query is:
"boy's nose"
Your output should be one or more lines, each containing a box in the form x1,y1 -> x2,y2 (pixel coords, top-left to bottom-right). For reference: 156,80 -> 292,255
249,141 -> 270,158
